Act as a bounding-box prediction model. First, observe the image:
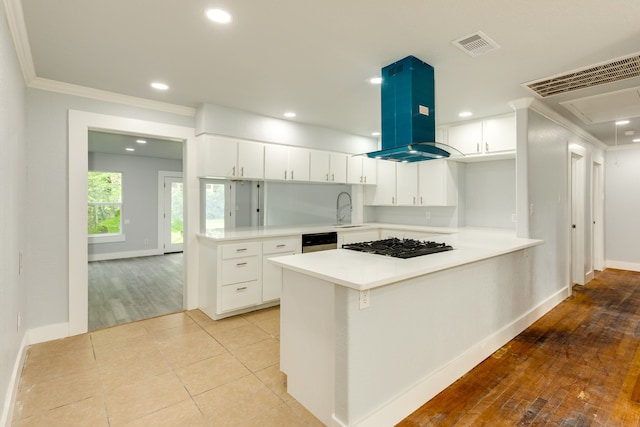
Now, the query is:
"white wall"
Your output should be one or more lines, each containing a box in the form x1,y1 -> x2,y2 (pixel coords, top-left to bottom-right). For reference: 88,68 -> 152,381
465,159 -> 516,229
604,146 -> 640,270
88,152 -> 182,256
0,2 -> 28,421
196,103 -> 377,154
25,89 -> 194,330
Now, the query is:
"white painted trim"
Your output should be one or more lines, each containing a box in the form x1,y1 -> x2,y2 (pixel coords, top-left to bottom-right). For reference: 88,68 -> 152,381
88,234 -> 126,244
523,98 -> 608,150
28,322 -> 70,345
2,0 -> 36,84
0,334 -> 28,427
158,171 -> 184,254
69,111 -> 199,336
606,261 -> 640,272
88,248 -> 163,262
344,287 -> 568,427
31,78 -> 195,117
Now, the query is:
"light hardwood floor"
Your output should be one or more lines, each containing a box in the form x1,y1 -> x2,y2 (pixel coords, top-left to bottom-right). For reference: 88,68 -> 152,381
88,253 -> 183,331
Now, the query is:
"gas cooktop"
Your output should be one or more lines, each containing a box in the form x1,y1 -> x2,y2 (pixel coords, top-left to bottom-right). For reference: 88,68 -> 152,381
341,238 -> 453,259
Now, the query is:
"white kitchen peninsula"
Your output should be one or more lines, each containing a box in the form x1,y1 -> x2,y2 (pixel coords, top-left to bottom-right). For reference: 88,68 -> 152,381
270,229 -> 546,427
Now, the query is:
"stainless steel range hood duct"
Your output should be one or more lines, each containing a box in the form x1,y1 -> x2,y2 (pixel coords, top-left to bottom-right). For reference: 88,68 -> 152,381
365,55 -> 462,162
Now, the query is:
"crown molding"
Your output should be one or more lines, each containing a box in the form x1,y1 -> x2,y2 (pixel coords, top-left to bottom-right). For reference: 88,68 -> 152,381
29,78 -> 196,117
3,0 -> 36,84
3,0 -> 195,117
510,97 -> 608,151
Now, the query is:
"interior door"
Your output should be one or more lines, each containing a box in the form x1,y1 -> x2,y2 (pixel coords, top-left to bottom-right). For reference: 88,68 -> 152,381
164,176 -> 184,253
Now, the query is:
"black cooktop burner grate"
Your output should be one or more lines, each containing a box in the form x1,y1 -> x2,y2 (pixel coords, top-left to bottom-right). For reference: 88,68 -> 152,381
341,238 -> 453,259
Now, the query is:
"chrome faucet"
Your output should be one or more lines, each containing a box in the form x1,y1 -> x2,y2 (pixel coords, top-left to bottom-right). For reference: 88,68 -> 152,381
336,191 -> 352,224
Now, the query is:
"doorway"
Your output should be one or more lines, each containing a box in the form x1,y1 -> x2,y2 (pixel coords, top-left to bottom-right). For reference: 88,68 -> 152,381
592,160 -> 604,272
569,146 -> 586,286
161,172 -> 184,254
69,111 -> 197,336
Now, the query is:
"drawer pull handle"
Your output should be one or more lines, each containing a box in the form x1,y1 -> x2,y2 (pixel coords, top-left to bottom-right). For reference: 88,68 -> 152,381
236,248 -> 247,252
236,262 -> 247,266
236,286 -> 248,291
276,244 -> 286,247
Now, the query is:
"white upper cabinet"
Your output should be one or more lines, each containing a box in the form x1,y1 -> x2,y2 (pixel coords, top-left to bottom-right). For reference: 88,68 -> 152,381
309,151 -> 348,183
447,121 -> 483,155
482,115 -> 516,153
366,161 -> 396,205
348,156 -> 377,185
264,145 -> 310,181
447,114 -> 516,157
418,160 -> 458,206
396,162 -> 419,205
198,135 -> 264,179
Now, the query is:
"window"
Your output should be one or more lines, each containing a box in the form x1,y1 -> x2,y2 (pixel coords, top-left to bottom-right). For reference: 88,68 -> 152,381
201,180 -> 227,232
88,171 -> 123,238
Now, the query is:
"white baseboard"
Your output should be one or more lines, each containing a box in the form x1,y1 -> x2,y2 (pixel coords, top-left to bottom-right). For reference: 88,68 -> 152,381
1,333 -> 29,427
28,322 -> 70,345
349,286 -> 568,427
605,260 -> 640,273
88,248 -> 163,262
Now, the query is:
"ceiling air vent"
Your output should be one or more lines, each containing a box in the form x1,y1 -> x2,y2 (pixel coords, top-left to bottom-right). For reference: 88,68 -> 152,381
452,31 -> 500,57
524,53 -> 640,98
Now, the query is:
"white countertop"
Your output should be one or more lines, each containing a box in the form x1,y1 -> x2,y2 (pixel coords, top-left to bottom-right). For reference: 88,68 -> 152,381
198,222 -> 456,242
269,227 -> 543,290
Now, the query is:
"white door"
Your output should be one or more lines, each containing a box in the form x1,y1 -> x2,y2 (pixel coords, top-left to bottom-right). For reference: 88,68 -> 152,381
164,176 -> 184,253
570,151 -> 585,285
592,161 -> 604,271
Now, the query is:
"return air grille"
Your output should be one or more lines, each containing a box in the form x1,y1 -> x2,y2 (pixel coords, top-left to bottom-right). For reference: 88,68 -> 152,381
525,54 -> 640,98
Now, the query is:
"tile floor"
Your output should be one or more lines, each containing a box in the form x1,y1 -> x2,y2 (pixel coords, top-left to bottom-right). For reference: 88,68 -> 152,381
11,307 -> 323,426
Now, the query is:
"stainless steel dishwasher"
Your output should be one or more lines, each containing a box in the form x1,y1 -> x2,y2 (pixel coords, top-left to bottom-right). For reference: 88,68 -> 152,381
301,231 -> 338,253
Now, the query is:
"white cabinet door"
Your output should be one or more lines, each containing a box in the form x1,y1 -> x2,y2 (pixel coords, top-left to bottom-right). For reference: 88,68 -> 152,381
396,162 -> 418,205
237,141 -> 264,179
448,121 -> 482,155
347,156 -> 364,184
418,160 -> 458,206
264,145 -> 290,180
371,161 -> 396,205
200,136 -> 237,177
309,151 -> 331,182
362,157 -> 377,185
329,153 -> 348,183
482,115 -> 516,153
288,147 -> 310,181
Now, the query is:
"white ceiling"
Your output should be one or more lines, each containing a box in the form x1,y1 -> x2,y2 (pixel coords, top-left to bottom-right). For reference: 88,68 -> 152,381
15,0 -> 640,146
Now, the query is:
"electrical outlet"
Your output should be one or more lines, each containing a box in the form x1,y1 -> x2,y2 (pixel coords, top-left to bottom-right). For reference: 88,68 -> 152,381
425,211 -> 431,220
359,290 -> 370,309
18,251 -> 23,276
511,213 -> 517,223
17,312 -> 21,332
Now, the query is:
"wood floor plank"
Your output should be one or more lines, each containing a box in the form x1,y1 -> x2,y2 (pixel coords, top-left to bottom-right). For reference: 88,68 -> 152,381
88,253 -> 183,331
397,269 -> 640,426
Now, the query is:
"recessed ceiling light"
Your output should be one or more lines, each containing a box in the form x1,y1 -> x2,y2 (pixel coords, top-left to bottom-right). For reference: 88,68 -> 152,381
371,132 -> 381,137
205,8 -> 232,24
616,120 -> 630,125
369,77 -> 382,84
126,148 -> 135,152
459,111 -> 472,118
136,139 -> 147,144
284,112 -> 296,118
633,138 -> 640,143
624,130 -> 636,136
151,82 -> 169,90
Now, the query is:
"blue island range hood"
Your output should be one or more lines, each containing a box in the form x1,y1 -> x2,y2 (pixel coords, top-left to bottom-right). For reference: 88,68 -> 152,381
366,55 -> 461,162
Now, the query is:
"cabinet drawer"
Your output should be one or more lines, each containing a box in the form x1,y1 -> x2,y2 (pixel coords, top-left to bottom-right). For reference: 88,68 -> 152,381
221,242 -> 260,259
263,237 -> 300,254
219,280 -> 261,312
221,257 -> 259,285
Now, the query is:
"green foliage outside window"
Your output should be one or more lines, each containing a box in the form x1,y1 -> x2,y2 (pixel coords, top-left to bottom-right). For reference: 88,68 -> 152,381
88,171 -> 122,235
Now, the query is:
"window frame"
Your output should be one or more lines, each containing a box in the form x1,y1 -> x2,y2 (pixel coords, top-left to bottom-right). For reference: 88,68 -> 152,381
88,171 -> 125,244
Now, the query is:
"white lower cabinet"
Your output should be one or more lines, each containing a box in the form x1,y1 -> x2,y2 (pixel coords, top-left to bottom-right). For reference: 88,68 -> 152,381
199,235 -> 300,319
262,237 -> 301,302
